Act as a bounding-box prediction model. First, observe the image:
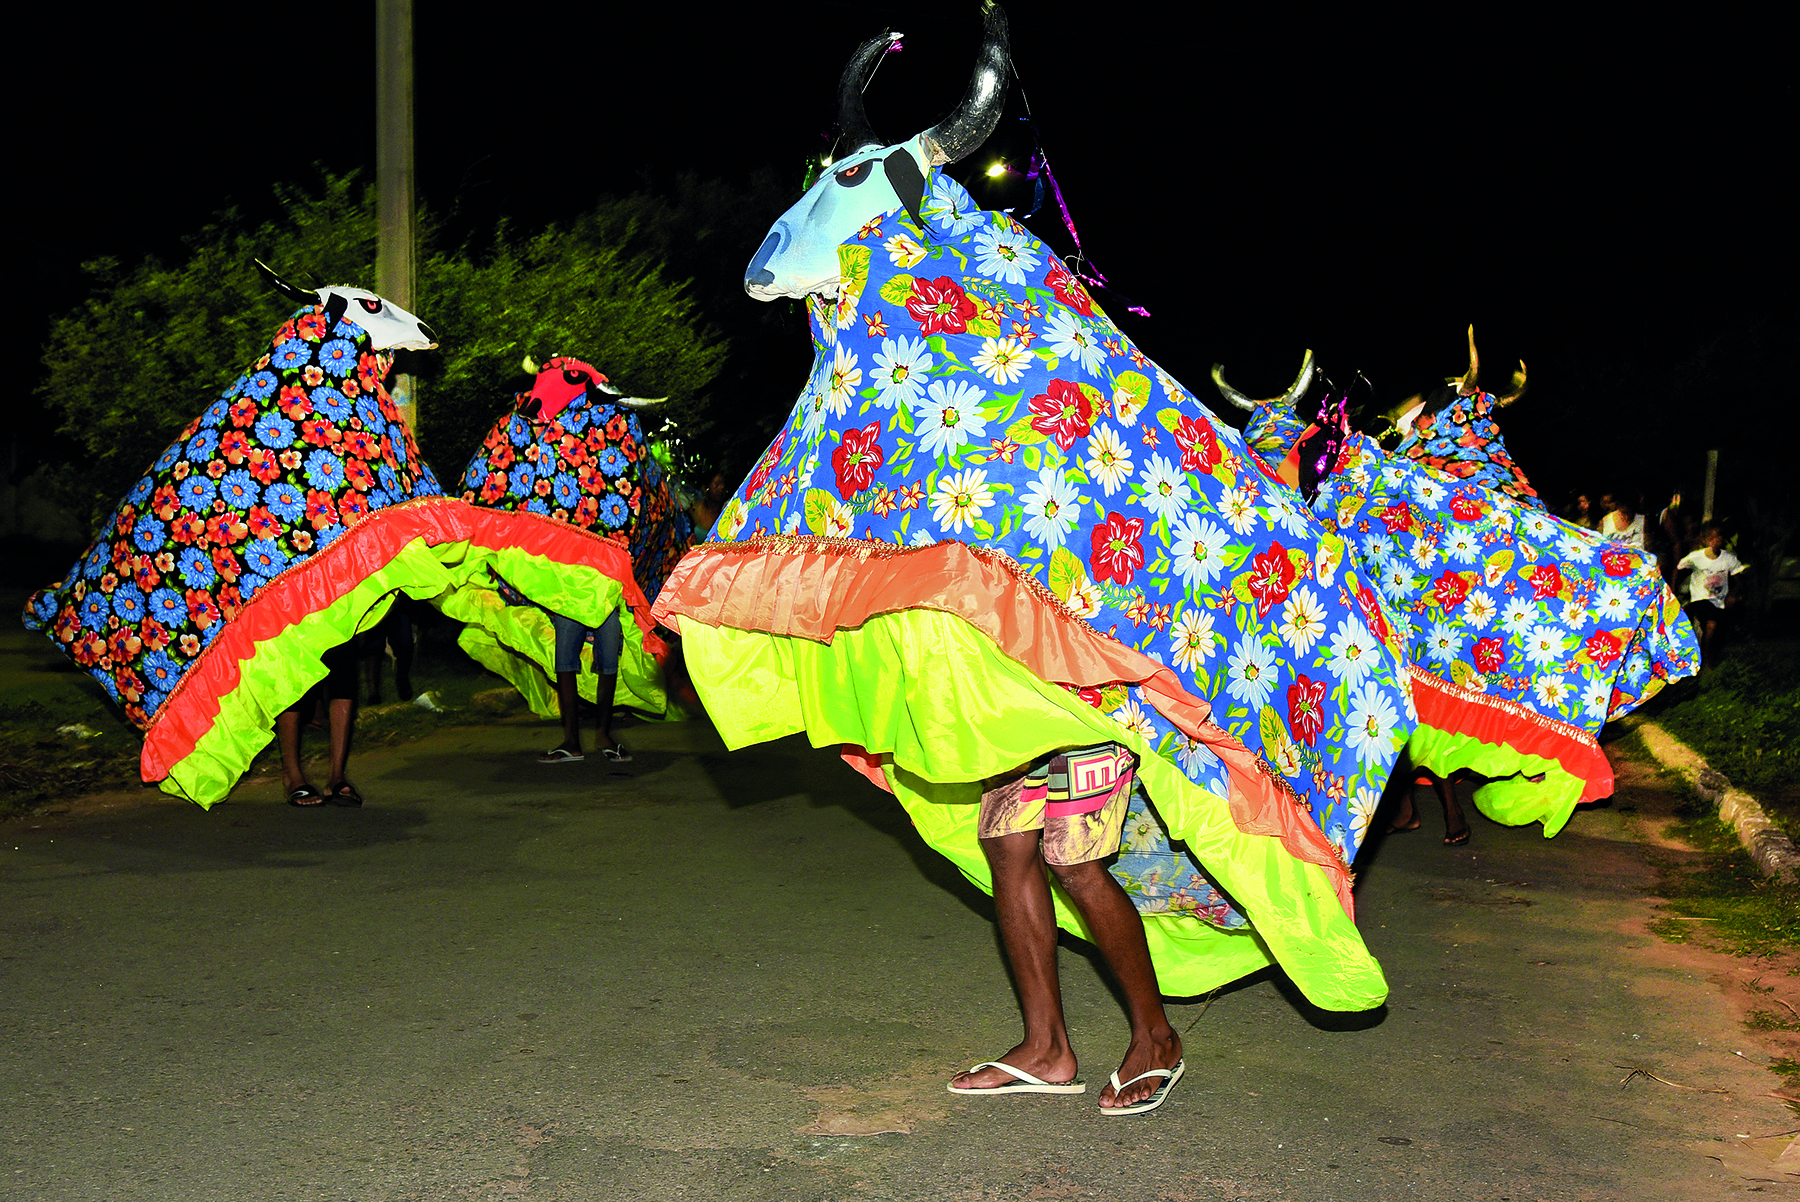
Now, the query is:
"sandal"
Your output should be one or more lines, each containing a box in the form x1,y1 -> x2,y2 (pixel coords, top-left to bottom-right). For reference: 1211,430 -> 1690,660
600,743 -> 632,762
327,782 -> 365,808
538,747 -> 585,763
287,786 -> 326,807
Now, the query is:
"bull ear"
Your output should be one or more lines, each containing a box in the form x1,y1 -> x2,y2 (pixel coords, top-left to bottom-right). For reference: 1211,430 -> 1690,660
323,292 -> 349,328
255,259 -> 317,306
883,148 -> 928,231
1495,360 -> 1528,408
919,1 -> 1012,165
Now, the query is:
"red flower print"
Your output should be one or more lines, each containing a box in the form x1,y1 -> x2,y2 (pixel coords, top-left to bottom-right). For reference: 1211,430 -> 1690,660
832,422 -> 885,499
169,511 -> 208,546
108,628 -> 142,664
130,555 -> 160,592
989,438 -> 1019,463
1525,562 -> 1563,599
280,385 -> 312,420
746,432 -> 786,500
296,312 -> 328,340
72,630 -> 105,666
1045,257 -> 1095,317
248,450 -> 281,484
1584,630 -> 1623,667
304,490 -> 339,530
1028,379 -> 1094,450
1378,504 -> 1413,534
904,276 -> 978,336
151,485 -> 181,521
1288,674 -> 1327,746
245,506 -> 281,541
140,618 -> 170,652
1172,414 -> 1221,473
1599,548 -> 1633,577
1246,541 -> 1297,618
220,431 -> 251,464
211,546 -> 241,581
209,513 -> 248,544
575,496 -> 599,526
1450,494 -> 1482,522
338,490 -> 371,523
1090,511 -> 1146,586
343,459 -> 374,492
1076,685 -> 1106,709
1473,637 -> 1504,674
186,589 -> 220,630
1433,571 -> 1471,609
229,398 -> 258,427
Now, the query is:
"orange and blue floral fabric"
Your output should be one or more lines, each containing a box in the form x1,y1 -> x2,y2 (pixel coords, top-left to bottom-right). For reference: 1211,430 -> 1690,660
23,305 -> 442,729
457,395 -> 692,604
1395,390 -> 1543,509
1314,435 -> 1698,730
709,173 -> 1417,920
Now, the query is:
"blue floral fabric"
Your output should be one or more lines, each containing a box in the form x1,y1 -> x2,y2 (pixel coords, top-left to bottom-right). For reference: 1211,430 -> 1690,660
710,173 -> 1419,920
23,305 -> 442,729
1394,390 -> 1543,509
1314,435 -> 1698,730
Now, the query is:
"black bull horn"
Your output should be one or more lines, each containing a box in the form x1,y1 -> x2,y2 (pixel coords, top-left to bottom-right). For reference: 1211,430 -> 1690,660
835,2 -> 1013,166
1211,349 -> 1316,413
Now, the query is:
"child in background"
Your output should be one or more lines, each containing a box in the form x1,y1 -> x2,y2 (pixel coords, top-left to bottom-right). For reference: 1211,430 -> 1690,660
1676,522 -> 1748,669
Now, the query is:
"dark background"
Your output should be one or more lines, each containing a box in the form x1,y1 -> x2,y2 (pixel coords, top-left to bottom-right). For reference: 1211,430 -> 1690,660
16,3 -> 1794,513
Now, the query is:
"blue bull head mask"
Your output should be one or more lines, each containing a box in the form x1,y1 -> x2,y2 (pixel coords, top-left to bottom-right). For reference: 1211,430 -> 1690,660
744,1 -> 1012,302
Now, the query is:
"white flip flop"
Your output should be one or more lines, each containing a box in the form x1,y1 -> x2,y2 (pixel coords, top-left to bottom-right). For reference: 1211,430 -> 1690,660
1101,1058 -> 1185,1115
947,1060 -> 1086,1095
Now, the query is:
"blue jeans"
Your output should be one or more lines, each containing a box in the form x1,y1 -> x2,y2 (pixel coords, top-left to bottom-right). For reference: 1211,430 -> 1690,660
551,608 -> 623,675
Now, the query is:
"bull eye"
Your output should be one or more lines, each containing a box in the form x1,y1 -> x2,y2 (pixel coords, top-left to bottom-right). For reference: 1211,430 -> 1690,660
358,297 -> 383,314
835,162 -> 873,188
563,369 -> 589,388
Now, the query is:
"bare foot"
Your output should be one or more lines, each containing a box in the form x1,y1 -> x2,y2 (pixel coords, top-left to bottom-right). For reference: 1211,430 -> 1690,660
949,1039 -> 1078,1092
1098,1027 -> 1182,1110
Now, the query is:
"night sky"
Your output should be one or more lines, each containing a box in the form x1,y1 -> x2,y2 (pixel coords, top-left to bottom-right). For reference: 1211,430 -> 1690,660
19,4 -> 1794,515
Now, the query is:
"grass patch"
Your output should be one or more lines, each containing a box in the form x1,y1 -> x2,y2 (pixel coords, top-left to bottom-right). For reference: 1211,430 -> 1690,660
1648,805 -> 1800,958
1644,638 -> 1800,836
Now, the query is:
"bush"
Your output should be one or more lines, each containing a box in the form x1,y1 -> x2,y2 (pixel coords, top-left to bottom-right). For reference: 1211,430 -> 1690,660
1653,640 -> 1800,808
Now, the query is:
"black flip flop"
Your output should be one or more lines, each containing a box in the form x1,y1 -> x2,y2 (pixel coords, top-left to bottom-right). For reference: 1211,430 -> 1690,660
287,786 -> 326,807
327,782 -> 364,808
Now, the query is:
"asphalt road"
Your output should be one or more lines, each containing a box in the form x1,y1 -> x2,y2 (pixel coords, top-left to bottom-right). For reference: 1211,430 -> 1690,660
2,713 -> 1792,1201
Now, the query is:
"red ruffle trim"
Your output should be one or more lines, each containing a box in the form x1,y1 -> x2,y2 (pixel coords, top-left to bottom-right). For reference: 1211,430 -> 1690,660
651,536 -> 1359,917
141,497 -> 662,779
1407,668 -> 1612,801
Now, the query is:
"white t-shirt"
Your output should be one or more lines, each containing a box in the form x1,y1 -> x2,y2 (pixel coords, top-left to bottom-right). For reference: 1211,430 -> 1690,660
1601,511 -> 1646,548
1678,548 -> 1745,606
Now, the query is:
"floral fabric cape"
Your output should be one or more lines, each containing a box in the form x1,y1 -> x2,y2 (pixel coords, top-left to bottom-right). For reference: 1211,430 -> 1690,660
1315,435 -> 1697,760
447,390 -> 692,718
457,396 -> 693,606
19,304 -> 488,803
25,304 -> 442,729
1394,389 -> 1543,509
671,174 -> 1417,931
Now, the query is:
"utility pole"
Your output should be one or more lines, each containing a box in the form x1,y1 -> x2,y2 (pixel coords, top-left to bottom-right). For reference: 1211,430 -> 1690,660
376,0 -> 417,433
1703,448 -> 1718,522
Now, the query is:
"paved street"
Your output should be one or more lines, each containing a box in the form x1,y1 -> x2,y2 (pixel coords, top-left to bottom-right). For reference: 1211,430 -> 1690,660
2,714 -> 1792,1200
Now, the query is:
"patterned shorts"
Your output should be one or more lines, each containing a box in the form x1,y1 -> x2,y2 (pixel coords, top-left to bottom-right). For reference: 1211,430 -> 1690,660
977,743 -> 1136,866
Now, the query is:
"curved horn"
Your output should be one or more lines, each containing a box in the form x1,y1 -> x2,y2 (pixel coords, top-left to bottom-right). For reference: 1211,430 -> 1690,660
1210,363 -> 1258,412
1451,323 -> 1480,390
255,259 -> 317,306
613,395 -> 669,409
1278,348 -> 1316,409
919,1 -> 1012,166
1495,360 -> 1528,407
835,30 -> 896,156
1211,349 -> 1315,413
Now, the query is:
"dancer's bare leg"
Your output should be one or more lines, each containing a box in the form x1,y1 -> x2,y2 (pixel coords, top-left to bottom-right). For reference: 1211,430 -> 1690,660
277,711 -> 313,795
323,698 -> 354,793
596,672 -> 618,750
1051,859 -> 1183,1109
1437,773 -> 1470,845
551,670 -> 582,757
949,830 -> 1080,1090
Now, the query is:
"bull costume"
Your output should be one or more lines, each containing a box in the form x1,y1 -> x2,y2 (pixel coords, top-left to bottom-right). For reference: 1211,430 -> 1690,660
441,357 -> 691,739
1214,342 -> 1699,837
22,271 -> 663,806
651,4 -> 1415,1111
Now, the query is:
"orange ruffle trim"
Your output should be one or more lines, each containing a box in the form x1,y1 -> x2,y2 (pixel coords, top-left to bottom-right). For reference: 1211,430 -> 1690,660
142,496 -> 662,779
1406,668 -> 1613,802
651,535 -> 1358,916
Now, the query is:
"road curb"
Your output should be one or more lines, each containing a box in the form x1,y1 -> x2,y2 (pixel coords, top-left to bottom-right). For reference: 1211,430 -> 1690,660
1631,719 -> 1799,883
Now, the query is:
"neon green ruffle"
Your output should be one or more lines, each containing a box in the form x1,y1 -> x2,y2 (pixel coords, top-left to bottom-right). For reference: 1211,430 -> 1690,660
166,538 -> 657,806
1405,724 -> 1584,837
681,610 -> 1387,1011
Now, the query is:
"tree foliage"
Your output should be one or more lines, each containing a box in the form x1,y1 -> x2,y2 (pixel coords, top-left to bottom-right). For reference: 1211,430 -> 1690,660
37,172 -> 727,530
